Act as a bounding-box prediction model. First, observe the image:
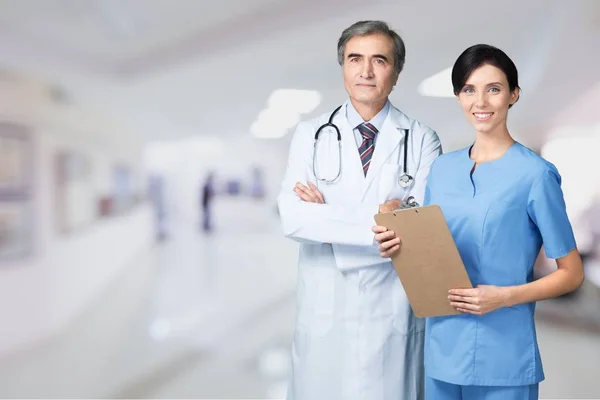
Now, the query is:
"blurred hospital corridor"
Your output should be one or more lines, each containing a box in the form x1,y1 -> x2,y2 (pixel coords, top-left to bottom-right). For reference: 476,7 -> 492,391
1,0 -> 600,398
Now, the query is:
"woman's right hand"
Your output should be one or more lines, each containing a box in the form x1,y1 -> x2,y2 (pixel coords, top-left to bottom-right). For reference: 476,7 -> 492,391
372,225 -> 402,258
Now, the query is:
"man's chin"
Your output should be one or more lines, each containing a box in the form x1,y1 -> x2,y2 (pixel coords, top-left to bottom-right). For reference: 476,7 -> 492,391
351,95 -> 385,105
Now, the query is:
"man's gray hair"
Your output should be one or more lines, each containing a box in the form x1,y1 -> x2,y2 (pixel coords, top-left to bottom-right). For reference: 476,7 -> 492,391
337,20 -> 406,76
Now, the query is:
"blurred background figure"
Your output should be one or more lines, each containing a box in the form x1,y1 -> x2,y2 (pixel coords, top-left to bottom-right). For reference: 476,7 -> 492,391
148,174 -> 168,241
200,171 -> 215,233
249,166 -> 266,200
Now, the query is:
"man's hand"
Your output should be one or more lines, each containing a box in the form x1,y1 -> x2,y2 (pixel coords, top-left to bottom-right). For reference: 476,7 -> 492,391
294,182 -> 325,204
379,199 -> 402,214
372,225 -> 402,258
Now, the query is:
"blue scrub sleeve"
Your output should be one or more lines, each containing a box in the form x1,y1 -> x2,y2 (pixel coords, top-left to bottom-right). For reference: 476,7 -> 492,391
424,184 -> 431,206
527,167 -> 577,259
423,158 -> 438,207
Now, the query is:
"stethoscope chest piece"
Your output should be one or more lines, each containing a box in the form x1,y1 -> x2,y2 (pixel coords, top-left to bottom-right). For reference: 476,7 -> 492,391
398,172 -> 414,188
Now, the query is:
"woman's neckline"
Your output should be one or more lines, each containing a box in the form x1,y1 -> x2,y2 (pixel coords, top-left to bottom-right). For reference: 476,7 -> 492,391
468,141 -> 518,165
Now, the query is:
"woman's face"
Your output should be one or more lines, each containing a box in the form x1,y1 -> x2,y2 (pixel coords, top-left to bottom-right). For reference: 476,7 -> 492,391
456,64 -> 519,135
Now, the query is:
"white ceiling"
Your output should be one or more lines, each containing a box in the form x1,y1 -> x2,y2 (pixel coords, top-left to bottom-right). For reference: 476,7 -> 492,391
0,0 -> 599,150
0,0 -> 285,66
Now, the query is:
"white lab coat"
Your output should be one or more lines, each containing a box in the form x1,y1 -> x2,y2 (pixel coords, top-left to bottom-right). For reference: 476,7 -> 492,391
278,103 -> 441,400
278,100 -> 442,400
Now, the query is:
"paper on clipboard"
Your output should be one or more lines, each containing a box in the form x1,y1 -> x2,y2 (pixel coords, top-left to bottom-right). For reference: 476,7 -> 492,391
374,205 -> 472,317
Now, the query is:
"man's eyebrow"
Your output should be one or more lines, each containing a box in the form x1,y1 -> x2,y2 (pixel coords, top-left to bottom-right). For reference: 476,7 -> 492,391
346,53 -> 390,62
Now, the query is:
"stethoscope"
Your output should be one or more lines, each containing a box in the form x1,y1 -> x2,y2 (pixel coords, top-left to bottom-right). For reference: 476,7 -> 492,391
313,105 -> 414,188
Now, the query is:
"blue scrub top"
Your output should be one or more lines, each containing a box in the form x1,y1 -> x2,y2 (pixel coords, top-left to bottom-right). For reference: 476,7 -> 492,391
423,142 -> 577,386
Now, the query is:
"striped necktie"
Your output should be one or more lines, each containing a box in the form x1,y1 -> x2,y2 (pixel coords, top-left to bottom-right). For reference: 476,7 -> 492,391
357,122 -> 378,175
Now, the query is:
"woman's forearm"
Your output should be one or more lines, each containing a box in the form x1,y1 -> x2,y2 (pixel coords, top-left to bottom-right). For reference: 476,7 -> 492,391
505,250 -> 584,307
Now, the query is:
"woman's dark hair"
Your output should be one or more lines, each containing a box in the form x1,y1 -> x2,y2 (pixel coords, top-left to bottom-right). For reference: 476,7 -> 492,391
451,44 -> 520,106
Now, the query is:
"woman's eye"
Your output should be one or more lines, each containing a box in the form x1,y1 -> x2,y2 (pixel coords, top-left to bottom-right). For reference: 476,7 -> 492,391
489,87 -> 500,93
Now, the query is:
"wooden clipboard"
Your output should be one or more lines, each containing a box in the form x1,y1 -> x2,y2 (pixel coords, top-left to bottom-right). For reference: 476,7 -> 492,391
374,205 -> 472,317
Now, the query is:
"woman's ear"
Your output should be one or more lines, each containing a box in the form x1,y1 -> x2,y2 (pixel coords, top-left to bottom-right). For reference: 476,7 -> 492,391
510,87 -> 521,105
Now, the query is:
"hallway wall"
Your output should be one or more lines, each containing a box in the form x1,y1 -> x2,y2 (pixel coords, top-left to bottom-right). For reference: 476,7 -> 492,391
0,73 -> 153,357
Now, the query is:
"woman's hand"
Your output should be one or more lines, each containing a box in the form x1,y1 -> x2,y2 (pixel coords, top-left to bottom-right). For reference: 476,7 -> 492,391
372,225 -> 402,258
448,285 -> 512,315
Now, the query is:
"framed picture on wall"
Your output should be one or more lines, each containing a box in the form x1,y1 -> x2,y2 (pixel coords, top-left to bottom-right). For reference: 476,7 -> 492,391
0,201 -> 32,261
0,122 -> 33,199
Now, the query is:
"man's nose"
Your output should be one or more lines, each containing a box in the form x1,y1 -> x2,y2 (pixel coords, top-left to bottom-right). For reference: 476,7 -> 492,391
361,61 -> 374,78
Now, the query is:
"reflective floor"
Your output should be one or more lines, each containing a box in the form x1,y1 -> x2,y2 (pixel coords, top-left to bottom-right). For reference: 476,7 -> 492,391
0,198 -> 598,399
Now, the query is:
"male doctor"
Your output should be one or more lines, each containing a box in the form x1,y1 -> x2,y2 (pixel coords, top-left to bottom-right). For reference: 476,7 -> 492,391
277,20 -> 442,400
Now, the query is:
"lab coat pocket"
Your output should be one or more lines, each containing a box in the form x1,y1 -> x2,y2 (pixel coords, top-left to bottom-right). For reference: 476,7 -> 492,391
379,164 -> 407,202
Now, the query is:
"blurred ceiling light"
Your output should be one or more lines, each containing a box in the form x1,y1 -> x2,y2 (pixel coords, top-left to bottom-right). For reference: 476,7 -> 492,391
418,67 -> 454,98
251,106 -> 301,139
251,114 -> 299,139
251,89 -> 321,138
256,107 -> 299,125
268,89 -> 321,114
250,122 -> 286,139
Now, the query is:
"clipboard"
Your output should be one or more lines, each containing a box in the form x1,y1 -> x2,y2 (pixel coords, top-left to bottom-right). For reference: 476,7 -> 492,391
374,205 -> 472,317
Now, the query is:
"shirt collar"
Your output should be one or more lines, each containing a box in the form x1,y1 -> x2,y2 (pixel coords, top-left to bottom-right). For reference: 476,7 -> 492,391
345,100 -> 390,132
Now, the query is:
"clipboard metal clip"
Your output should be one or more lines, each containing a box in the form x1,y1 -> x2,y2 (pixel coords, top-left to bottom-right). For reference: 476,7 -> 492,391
397,196 -> 420,210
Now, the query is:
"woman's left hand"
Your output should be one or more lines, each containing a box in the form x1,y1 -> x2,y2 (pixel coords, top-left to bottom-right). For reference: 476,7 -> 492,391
448,285 -> 512,315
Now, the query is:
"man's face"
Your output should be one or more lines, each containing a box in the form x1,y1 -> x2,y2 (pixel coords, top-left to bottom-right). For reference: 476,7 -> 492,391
343,33 -> 398,108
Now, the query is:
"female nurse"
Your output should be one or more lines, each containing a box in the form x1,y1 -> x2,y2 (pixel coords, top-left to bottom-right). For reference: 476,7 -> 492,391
373,44 -> 584,400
